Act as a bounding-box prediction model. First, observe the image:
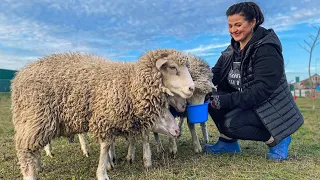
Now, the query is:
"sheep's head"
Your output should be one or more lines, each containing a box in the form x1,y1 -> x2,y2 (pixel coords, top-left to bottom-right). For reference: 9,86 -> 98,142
152,108 -> 180,137
133,49 -> 194,130
154,49 -> 195,99
168,93 -> 186,112
186,55 -> 215,105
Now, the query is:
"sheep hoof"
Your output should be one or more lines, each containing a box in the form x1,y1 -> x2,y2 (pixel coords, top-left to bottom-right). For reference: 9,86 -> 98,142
49,153 -> 55,158
68,136 -> 75,143
112,157 -> 116,163
36,165 -> 43,173
194,147 -> 202,153
127,158 -> 133,164
24,176 -> 37,180
126,156 -> 134,164
106,164 -> 114,171
97,173 -> 109,180
144,165 -> 152,172
170,152 -> 176,159
143,161 -> 152,170
84,152 -> 90,157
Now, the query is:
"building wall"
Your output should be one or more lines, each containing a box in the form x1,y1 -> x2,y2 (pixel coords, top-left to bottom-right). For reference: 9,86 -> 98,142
293,74 -> 320,89
0,69 -> 17,92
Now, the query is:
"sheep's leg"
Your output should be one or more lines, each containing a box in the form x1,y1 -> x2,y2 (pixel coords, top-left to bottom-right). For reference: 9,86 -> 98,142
142,131 -> 152,170
34,150 -> 42,173
96,140 -> 112,180
44,142 -> 54,158
17,149 -> 40,180
187,122 -> 202,153
168,137 -> 177,158
178,117 -> 184,138
78,133 -> 89,157
153,132 -> 164,153
68,135 -> 75,143
200,122 -> 209,143
108,141 -> 116,163
105,139 -> 115,171
126,136 -> 136,163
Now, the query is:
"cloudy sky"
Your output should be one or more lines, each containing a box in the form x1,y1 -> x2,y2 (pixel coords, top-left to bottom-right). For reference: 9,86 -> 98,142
1,0 -> 320,82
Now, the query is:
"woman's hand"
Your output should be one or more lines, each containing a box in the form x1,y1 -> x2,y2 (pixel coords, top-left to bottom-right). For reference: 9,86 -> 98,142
210,95 -> 221,109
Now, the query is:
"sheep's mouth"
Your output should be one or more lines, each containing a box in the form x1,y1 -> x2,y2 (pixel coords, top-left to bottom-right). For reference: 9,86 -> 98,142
170,89 -> 193,99
169,129 -> 180,137
181,91 -> 193,99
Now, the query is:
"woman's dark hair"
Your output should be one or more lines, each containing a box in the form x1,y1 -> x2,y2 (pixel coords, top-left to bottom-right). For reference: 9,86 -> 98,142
226,1 -> 264,30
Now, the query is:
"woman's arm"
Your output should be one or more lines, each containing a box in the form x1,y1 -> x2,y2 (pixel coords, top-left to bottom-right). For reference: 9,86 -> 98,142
217,44 -> 284,109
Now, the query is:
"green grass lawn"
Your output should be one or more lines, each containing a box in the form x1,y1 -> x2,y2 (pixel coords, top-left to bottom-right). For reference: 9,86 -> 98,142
0,92 -> 319,180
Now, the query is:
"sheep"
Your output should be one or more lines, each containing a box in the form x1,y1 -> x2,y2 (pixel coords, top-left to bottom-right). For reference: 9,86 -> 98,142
125,94 -> 187,166
11,49 -> 195,180
125,55 -> 214,165
153,54 -> 214,155
105,55 -> 214,168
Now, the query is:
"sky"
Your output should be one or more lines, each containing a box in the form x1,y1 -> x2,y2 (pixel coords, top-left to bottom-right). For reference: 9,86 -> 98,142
1,0 -> 320,82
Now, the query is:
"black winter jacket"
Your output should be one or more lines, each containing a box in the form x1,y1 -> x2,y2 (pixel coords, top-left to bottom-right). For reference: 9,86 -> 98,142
212,26 -> 304,144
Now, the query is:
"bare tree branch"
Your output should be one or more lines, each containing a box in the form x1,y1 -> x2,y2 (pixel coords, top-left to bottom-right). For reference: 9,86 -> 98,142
309,34 -> 315,41
304,40 -> 312,48
299,42 -> 310,52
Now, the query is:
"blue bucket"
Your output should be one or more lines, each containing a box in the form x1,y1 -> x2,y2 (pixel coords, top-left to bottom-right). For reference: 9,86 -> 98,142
186,101 -> 209,124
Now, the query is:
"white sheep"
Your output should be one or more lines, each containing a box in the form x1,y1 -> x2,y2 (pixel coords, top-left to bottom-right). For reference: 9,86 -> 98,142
125,55 -> 214,164
152,54 -> 214,155
124,94 -> 187,166
56,54 -> 214,166
11,50 -> 195,180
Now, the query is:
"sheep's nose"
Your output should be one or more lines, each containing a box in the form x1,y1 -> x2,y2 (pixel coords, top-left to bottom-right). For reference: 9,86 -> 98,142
189,86 -> 194,93
175,129 -> 180,136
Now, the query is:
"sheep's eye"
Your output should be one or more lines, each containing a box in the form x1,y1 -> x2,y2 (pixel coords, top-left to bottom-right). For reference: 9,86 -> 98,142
169,66 -> 176,70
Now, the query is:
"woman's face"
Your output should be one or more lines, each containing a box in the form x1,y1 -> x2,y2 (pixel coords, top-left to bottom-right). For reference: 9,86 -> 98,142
228,14 -> 256,43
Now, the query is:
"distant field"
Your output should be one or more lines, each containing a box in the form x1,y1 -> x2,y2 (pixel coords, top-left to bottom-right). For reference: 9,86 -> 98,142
0,93 -> 319,180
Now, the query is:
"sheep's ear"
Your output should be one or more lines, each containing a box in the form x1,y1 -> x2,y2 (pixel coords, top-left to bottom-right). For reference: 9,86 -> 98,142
156,58 -> 168,70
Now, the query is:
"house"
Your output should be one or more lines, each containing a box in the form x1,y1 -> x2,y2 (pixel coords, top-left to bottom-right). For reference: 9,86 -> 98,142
292,74 -> 320,89
291,74 -> 320,98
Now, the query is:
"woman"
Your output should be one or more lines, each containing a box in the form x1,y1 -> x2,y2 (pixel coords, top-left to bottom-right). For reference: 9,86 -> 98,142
204,1 -> 304,161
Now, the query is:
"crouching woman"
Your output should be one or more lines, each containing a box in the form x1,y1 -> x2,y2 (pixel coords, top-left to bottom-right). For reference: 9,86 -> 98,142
205,1 -> 304,161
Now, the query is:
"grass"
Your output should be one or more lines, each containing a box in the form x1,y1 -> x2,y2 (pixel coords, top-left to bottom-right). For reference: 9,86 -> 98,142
0,92 -> 319,180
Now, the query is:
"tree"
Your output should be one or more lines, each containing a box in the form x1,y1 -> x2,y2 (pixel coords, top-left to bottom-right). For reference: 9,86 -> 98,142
299,26 -> 320,109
